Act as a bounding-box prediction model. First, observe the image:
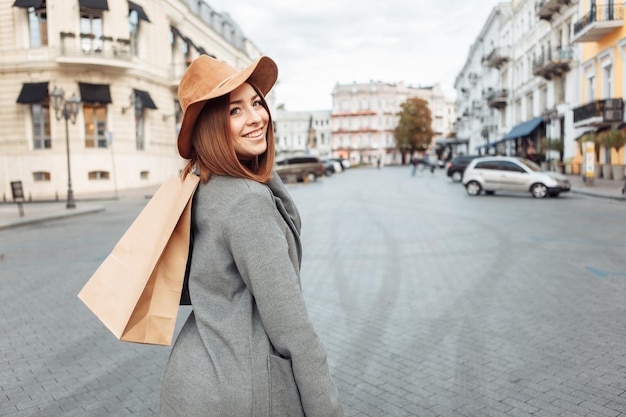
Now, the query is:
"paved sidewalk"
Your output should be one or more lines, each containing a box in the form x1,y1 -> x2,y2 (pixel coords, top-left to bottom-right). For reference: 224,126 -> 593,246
0,174 -> 624,230
0,184 -> 159,230
566,174 -> 626,200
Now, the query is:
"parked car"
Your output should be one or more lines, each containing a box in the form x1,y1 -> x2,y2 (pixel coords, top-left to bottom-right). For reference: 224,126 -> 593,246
462,156 -> 571,198
331,157 -> 350,170
446,155 -> 480,182
322,158 -> 342,175
274,155 -> 325,183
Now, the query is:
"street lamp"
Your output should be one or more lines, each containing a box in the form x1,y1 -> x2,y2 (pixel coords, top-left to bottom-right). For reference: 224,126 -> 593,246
50,86 -> 81,209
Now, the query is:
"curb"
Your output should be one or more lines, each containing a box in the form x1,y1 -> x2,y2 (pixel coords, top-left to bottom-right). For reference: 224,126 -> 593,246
570,188 -> 626,201
0,206 -> 106,230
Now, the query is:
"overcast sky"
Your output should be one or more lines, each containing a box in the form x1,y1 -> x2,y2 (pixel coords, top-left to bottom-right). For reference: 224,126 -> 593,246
221,0 -> 503,111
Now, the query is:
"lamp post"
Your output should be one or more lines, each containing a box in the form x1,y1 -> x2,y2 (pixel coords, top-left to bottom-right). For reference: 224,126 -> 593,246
50,86 -> 81,209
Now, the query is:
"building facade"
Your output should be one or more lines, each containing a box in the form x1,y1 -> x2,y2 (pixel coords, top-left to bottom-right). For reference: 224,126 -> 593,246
455,0 -> 626,181
273,110 -> 333,158
571,0 -> 626,180
331,81 -> 455,166
1,0 -> 264,201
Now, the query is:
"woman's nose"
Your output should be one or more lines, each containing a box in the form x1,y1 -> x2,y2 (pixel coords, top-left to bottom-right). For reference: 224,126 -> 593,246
247,108 -> 262,124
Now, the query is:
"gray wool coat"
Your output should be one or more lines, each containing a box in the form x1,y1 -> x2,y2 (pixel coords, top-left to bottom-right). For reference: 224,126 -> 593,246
160,173 -> 343,417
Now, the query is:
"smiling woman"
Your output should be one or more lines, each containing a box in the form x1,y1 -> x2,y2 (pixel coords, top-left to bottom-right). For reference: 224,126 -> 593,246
160,55 -> 344,417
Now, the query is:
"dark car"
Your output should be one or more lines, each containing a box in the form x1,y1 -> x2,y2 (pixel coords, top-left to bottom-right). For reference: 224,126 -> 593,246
274,155 -> 325,183
446,155 -> 480,183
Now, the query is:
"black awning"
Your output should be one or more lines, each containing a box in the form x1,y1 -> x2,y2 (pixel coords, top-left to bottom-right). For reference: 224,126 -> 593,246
171,26 -> 183,39
134,89 -> 157,109
128,1 -> 150,22
79,83 -> 112,104
79,0 -> 108,11
12,0 -> 44,8
183,36 -> 196,49
16,82 -> 48,104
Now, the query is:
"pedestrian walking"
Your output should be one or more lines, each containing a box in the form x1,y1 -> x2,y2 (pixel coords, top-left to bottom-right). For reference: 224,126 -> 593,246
160,55 -> 343,417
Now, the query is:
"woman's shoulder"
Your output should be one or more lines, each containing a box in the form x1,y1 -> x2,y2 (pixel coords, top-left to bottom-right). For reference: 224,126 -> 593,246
197,175 -> 271,203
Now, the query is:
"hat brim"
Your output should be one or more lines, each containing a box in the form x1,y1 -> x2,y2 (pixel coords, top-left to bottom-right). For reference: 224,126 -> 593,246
177,56 -> 278,159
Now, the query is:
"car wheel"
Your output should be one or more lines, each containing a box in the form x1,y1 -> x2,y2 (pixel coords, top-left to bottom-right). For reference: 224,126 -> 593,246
531,183 -> 548,198
451,171 -> 462,183
465,181 -> 481,196
485,190 -> 495,195
305,172 -> 317,183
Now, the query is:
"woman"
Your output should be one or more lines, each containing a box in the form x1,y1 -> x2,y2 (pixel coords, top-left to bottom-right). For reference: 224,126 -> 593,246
160,55 -> 343,417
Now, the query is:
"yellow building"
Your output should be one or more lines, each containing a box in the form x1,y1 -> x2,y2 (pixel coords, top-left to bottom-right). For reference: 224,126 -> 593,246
0,0 -> 263,201
571,0 -> 626,180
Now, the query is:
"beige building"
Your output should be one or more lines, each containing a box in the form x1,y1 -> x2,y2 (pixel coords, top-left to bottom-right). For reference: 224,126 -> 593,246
1,0 -> 264,201
331,81 -> 455,166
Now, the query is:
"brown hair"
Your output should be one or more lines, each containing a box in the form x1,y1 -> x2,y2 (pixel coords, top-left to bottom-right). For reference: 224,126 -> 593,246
181,83 -> 275,183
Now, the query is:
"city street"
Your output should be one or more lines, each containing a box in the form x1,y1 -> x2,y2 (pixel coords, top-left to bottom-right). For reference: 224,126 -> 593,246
1,166 -> 626,417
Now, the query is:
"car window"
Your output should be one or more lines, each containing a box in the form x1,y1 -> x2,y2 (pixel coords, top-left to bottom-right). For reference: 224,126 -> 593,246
474,161 -> 499,170
518,159 -> 541,171
498,161 -> 525,173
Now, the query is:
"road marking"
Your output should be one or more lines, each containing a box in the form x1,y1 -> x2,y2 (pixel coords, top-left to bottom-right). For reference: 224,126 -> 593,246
586,266 -> 626,278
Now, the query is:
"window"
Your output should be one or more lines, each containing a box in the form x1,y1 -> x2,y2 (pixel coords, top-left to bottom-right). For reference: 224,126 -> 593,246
135,97 -> 145,150
80,8 -> 103,53
498,161 -> 525,172
475,161 -> 500,170
33,171 -> 51,181
129,9 -> 139,56
140,171 -> 149,180
587,74 -> 596,102
84,104 -> 108,148
88,171 -> 110,180
603,65 -> 613,98
32,102 -> 51,149
28,2 -> 47,48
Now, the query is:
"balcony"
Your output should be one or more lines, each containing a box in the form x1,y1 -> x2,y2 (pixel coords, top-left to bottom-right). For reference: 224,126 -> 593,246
572,4 -> 624,43
56,32 -> 134,70
485,88 -> 509,109
482,47 -> 510,69
573,98 -> 624,128
535,0 -> 572,21
532,47 -> 573,80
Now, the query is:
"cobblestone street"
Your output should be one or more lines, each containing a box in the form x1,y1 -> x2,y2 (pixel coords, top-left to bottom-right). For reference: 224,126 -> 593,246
1,166 -> 626,416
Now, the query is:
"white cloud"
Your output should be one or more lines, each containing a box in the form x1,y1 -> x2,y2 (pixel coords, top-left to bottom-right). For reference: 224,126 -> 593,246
222,0 -> 502,111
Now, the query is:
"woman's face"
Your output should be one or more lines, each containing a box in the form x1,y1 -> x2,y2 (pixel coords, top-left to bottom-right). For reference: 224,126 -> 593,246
229,83 -> 269,160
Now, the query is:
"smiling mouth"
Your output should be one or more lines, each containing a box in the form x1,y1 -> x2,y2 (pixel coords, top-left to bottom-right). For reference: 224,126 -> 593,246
243,128 -> 264,139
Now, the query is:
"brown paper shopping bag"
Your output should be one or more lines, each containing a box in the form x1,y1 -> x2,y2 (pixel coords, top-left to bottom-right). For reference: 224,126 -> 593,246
78,173 -> 199,345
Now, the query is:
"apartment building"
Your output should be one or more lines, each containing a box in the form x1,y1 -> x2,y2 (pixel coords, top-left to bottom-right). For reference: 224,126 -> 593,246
331,81 -> 454,166
571,0 -> 626,180
273,110 -> 333,158
454,3 -> 510,156
1,0 -> 264,201
455,0 -> 579,163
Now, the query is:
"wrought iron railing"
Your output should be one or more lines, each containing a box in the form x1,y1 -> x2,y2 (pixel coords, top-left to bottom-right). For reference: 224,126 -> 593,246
59,32 -> 132,61
573,98 -> 623,123
573,4 -> 624,36
533,47 -> 573,69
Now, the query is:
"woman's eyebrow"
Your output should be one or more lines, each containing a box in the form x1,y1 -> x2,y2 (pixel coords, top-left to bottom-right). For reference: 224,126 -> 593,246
230,94 -> 260,105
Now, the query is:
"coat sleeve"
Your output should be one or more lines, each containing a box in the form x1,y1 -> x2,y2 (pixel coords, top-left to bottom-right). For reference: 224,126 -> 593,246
223,186 -> 343,417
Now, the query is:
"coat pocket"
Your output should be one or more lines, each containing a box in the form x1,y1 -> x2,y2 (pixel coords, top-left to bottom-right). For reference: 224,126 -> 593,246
268,354 -> 305,417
